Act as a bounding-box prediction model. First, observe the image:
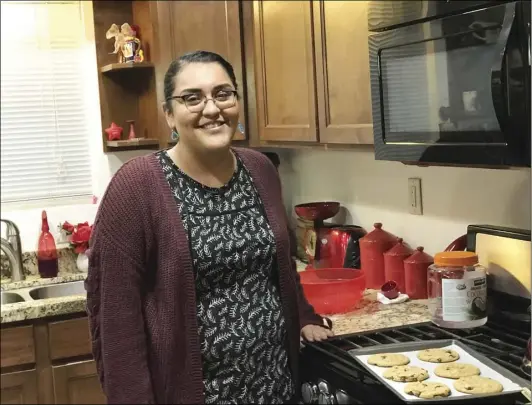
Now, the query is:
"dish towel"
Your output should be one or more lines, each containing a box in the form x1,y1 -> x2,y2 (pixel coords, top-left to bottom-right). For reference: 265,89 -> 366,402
377,292 -> 409,305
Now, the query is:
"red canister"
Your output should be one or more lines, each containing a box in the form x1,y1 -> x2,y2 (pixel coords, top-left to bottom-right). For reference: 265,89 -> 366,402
404,246 -> 434,299
384,238 -> 413,294
359,223 -> 397,289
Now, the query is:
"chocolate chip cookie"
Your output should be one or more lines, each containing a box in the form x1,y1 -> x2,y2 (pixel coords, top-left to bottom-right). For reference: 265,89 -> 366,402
454,376 -> 503,395
404,382 -> 452,399
417,348 -> 460,363
367,353 -> 410,367
435,363 -> 481,379
383,365 -> 429,382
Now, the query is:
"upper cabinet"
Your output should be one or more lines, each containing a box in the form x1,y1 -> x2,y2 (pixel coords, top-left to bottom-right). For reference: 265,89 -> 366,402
251,0 -> 373,145
149,0 -> 373,147
313,1 -> 373,144
252,1 -> 318,142
154,1 -> 246,142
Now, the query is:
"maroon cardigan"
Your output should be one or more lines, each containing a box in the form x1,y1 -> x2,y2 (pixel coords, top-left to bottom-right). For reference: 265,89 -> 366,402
85,148 -> 326,404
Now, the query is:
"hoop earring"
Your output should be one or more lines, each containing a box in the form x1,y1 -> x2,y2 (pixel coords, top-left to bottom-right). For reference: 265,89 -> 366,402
171,129 -> 179,141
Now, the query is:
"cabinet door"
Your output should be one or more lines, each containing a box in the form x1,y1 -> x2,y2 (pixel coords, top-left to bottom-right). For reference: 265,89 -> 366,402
0,369 -> 38,404
313,1 -> 373,144
253,1 -> 318,142
52,360 -> 106,404
166,1 -> 246,140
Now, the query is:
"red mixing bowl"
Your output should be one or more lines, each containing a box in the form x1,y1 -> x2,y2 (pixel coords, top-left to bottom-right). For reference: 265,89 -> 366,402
300,268 -> 366,314
294,202 -> 340,221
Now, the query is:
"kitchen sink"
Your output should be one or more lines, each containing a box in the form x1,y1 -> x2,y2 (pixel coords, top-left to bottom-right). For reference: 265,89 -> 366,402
29,281 -> 86,300
1,291 -> 25,304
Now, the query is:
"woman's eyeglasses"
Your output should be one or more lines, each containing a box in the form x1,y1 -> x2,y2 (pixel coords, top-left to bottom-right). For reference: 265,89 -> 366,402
166,90 -> 238,113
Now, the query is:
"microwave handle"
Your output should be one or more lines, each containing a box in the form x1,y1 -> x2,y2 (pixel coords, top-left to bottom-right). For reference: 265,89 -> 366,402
491,2 -> 516,131
526,22 -> 532,66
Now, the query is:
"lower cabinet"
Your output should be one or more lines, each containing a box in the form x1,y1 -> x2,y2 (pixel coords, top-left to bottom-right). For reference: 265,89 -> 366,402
1,316 -> 106,405
0,369 -> 38,404
53,360 -> 106,404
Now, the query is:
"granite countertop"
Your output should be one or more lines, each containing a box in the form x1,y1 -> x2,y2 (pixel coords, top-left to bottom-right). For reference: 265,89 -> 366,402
1,270 -> 431,331
329,290 -> 431,335
1,273 -> 87,324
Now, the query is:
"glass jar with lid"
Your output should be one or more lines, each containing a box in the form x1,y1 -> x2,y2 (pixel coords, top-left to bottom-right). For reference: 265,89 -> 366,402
427,251 -> 487,328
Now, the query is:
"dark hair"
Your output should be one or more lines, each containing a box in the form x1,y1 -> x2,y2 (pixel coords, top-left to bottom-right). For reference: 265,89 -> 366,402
163,50 -> 238,113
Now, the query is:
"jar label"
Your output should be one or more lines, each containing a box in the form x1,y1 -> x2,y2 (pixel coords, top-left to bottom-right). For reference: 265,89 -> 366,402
442,277 -> 487,322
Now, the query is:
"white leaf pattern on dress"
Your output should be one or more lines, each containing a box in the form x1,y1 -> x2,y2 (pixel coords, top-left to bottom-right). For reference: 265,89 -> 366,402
156,150 -> 293,404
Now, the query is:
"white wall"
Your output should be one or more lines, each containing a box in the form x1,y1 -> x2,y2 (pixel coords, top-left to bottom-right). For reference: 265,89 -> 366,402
279,148 -> 531,255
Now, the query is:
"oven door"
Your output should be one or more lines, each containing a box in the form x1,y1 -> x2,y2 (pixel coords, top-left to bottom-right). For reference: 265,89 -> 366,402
369,1 -> 531,167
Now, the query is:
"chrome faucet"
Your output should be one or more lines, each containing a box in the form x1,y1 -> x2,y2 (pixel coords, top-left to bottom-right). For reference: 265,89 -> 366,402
0,219 -> 24,282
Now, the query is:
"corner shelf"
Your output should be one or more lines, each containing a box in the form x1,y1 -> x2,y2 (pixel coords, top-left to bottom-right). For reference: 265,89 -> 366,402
100,62 -> 154,74
106,138 -> 159,149
93,0 -> 161,154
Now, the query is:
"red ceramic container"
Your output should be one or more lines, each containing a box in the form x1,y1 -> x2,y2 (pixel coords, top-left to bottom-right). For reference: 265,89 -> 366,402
359,223 -> 397,289
384,238 -> 413,294
404,246 -> 434,299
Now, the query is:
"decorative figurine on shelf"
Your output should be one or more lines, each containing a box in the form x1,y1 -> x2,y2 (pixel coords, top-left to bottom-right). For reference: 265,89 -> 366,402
126,120 -> 139,140
105,122 -> 123,141
105,23 -> 144,64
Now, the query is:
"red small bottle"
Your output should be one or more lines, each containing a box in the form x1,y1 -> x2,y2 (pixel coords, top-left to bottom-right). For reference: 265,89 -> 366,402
37,210 -> 59,278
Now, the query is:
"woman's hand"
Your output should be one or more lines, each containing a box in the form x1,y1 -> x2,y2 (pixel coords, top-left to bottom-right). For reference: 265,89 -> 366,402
301,324 -> 334,342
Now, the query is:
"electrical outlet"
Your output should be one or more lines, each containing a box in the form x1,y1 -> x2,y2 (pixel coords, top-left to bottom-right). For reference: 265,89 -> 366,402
408,178 -> 423,215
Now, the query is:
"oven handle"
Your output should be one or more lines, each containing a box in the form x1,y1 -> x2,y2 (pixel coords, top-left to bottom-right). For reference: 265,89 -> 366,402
491,2 -> 516,131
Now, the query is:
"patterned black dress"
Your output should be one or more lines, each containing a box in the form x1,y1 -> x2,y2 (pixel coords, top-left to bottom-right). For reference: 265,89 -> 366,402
157,150 -> 294,404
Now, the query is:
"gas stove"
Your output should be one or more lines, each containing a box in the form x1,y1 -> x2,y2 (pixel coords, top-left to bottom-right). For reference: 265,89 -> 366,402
300,319 -> 531,404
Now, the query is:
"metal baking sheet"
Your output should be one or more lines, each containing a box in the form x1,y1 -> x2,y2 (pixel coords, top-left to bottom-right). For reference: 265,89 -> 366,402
348,340 -> 527,403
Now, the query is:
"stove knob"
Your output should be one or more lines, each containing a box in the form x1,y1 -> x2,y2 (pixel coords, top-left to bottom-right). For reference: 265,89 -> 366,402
318,393 -> 338,405
335,389 -> 354,405
317,379 -> 331,394
301,382 -> 319,404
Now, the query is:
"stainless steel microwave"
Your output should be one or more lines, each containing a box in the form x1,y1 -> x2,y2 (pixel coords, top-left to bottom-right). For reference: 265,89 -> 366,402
368,1 -> 531,167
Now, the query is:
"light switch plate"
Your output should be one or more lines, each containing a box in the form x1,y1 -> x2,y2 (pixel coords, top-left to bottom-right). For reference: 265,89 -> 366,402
408,177 -> 423,215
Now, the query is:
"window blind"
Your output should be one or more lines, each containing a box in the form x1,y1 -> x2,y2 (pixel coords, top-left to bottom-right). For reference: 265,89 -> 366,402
1,1 -> 92,203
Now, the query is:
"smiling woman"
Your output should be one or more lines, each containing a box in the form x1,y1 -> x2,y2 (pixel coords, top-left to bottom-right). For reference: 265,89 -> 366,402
86,50 -> 334,405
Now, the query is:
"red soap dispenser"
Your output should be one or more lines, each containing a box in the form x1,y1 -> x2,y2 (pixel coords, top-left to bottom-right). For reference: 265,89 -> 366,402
37,210 -> 59,278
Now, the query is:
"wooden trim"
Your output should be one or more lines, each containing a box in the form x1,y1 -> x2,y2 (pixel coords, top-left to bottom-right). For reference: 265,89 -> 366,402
242,1 -> 260,147
228,0 -> 246,141
152,1 -> 174,145
34,322 -> 54,404
106,138 -> 159,148
100,62 -> 154,73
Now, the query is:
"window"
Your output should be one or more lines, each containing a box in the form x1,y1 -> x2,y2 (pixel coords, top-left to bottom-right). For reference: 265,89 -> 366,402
1,1 -> 93,203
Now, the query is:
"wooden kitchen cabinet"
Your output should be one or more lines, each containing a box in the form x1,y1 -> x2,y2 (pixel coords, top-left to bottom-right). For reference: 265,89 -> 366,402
252,1 -> 318,143
313,1 -> 373,144
53,360 -> 105,405
1,315 -> 105,405
154,0 -> 247,141
250,0 -> 373,145
0,370 -> 38,404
